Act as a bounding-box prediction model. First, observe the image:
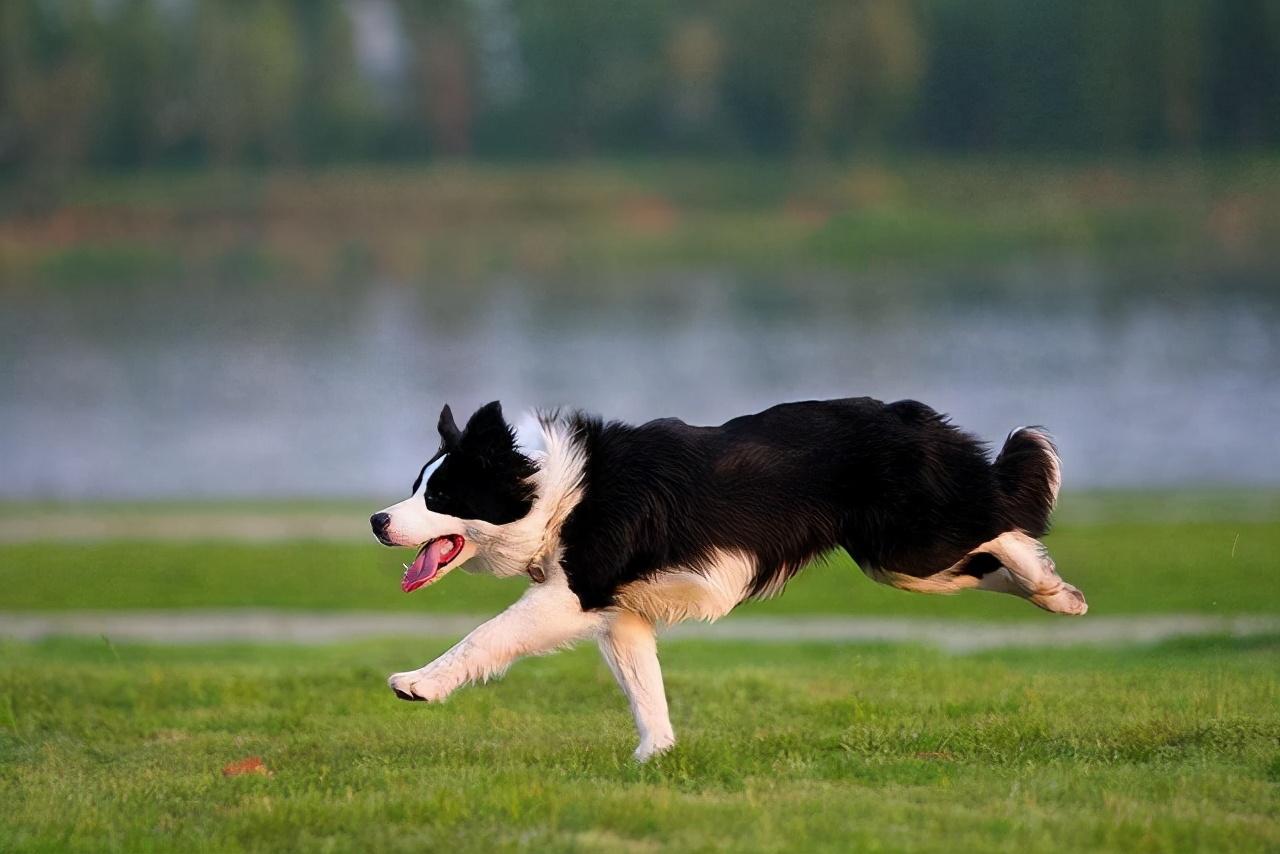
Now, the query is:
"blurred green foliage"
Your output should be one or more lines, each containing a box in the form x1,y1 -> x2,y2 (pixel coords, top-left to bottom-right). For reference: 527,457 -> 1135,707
2,0 -> 1278,184
5,159 -> 1276,282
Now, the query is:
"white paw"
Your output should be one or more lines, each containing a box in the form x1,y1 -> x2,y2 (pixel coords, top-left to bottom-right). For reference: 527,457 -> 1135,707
633,734 -> 675,762
387,670 -> 450,703
1031,581 -> 1089,616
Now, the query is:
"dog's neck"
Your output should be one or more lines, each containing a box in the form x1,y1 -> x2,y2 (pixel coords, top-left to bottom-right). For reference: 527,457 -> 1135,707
466,417 -> 587,581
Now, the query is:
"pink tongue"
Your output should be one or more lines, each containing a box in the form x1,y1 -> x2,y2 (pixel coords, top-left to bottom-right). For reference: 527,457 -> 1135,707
402,538 -> 449,593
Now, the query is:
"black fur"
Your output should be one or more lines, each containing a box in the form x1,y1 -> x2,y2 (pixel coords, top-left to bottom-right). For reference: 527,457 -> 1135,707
427,398 -> 1059,612
556,398 -> 1057,610
992,427 -> 1058,537
422,401 -> 537,525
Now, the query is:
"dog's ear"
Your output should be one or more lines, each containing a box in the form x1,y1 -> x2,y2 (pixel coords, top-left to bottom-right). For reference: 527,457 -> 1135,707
437,404 -> 462,447
461,401 -> 517,455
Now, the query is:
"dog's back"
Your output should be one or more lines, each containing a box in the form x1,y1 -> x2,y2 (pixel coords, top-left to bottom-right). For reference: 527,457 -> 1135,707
558,397 -> 1070,610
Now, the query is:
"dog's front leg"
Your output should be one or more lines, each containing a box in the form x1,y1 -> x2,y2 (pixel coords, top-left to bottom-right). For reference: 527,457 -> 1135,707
388,572 -> 605,702
599,611 -> 675,761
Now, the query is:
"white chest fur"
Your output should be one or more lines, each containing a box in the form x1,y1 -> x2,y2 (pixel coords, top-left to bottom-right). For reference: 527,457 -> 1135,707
613,549 -> 780,625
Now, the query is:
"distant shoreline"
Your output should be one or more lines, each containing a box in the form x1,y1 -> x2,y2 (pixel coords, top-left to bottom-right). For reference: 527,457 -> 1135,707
3,158 -> 1277,284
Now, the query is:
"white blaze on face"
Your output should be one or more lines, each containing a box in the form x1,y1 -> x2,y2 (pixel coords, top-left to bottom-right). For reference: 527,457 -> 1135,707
376,454 -> 478,591
378,455 -> 447,545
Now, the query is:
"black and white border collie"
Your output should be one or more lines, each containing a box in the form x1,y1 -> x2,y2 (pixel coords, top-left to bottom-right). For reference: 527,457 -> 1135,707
371,399 -> 1086,760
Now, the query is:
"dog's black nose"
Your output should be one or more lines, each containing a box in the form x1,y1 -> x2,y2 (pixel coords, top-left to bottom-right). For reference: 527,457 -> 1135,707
370,513 -> 390,536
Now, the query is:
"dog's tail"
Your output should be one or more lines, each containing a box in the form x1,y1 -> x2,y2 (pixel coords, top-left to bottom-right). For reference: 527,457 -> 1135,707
992,427 -> 1060,538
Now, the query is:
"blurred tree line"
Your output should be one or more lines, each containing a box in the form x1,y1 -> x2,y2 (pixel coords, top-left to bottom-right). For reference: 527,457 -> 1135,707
2,0 -> 1278,178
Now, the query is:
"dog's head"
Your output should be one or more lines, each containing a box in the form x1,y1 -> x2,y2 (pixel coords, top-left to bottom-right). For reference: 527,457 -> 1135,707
371,401 -> 538,592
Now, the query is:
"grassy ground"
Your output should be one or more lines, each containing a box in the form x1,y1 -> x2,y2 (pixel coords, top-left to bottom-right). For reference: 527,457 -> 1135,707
1,520 -> 1275,619
2,499 -> 1277,850
2,635 -> 1277,852
3,158 -> 1278,283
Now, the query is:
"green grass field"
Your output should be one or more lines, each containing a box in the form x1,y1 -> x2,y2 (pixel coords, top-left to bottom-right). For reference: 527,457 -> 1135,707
2,499 -> 1278,851
2,636 -> 1277,852
1,520 -> 1275,618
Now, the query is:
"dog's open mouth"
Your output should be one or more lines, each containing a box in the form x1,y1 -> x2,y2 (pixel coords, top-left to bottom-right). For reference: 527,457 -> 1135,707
401,535 -> 465,593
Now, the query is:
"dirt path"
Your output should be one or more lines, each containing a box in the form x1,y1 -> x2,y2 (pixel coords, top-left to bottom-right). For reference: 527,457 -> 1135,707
1,611 -> 1274,652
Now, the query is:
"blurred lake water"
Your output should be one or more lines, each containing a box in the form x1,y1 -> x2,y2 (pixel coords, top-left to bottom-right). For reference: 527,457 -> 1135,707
3,260 -> 1277,498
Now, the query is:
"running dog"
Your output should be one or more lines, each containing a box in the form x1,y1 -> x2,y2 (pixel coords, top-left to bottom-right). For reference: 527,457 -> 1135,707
371,399 -> 1086,760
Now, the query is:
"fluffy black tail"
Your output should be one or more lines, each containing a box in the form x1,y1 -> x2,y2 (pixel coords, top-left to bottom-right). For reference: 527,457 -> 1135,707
993,427 -> 1061,537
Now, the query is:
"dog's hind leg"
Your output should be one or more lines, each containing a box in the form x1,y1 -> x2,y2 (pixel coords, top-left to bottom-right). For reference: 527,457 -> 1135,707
598,611 -> 675,762
859,531 -> 1086,615
972,531 -> 1088,615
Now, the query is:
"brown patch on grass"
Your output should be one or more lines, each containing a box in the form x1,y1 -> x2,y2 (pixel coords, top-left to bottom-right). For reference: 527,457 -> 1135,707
221,756 -> 271,777
914,751 -> 956,761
